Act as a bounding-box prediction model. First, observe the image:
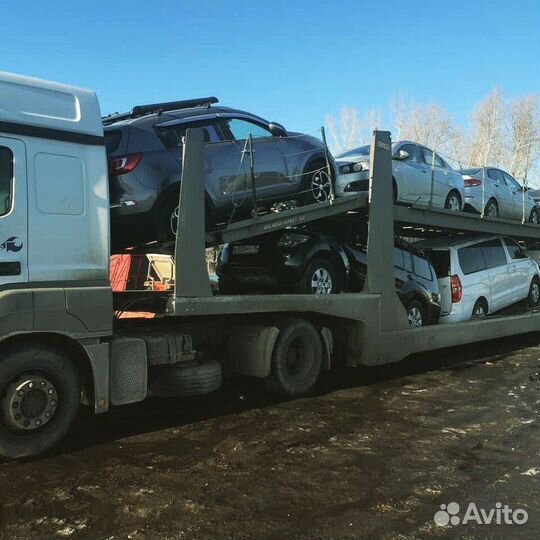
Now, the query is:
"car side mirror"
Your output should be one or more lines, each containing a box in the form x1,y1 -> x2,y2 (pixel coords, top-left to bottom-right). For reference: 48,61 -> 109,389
268,122 -> 287,137
393,149 -> 409,161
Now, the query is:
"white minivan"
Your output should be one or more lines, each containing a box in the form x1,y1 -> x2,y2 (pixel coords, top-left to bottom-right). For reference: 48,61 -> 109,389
416,236 -> 540,323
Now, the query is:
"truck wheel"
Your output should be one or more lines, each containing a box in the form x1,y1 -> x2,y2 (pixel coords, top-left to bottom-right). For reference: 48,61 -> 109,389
149,358 -> 222,397
0,344 -> 80,460
264,319 -> 322,396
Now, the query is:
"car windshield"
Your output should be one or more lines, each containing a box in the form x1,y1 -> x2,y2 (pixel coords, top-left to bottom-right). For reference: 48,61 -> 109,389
337,145 -> 370,159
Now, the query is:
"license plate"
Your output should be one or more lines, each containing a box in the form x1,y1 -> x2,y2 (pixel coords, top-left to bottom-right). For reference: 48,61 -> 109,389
233,245 -> 259,255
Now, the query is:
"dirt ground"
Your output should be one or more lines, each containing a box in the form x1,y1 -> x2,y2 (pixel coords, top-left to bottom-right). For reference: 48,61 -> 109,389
1,334 -> 539,540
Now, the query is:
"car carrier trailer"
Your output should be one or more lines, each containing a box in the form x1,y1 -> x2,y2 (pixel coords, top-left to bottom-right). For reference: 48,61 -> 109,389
0,72 -> 539,460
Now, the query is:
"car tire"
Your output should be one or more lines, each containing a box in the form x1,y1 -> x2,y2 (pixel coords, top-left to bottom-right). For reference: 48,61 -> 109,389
0,344 -> 80,460
149,358 -> 222,397
528,277 -> 540,307
405,299 -> 425,327
529,208 -> 539,224
303,161 -> 333,205
444,190 -> 462,211
158,192 -> 210,243
484,199 -> 499,218
471,299 -> 488,320
264,319 -> 322,396
295,258 -> 339,294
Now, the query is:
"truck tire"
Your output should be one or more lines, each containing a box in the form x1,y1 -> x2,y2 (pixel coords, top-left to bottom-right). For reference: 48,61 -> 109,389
149,358 -> 222,397
264,319 -> 322,396
0,344 -> 80,460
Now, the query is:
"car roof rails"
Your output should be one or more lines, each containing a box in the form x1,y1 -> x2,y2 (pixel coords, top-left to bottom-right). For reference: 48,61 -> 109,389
102,96 -> 219,125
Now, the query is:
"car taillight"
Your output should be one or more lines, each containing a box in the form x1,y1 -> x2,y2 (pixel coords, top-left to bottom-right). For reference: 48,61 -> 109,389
464,178 -> 482,187
108,153 -> 143,176
450,274 -> 462,303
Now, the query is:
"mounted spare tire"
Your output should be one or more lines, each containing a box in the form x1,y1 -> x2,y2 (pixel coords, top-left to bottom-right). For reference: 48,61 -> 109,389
149,358 -> 222,397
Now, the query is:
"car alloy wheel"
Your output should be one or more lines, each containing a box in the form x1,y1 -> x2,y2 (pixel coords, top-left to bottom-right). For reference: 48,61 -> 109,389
529,279 -> 540,305
310,169 -> 332,202
472,302 -> 487,319
170,205 -> 179,237
484,200 -> 498,218
407,306 -> 423,327
310,267 -> 333,294
445,192 -> 461,211
529,209 -> 539,224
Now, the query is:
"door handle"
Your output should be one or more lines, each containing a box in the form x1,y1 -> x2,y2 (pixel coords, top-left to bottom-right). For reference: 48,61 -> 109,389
0,261 -> 21,276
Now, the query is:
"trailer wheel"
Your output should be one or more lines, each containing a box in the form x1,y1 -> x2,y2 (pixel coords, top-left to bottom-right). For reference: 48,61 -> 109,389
264,319 -> 322,396
149,358 -> 222,397
0,344 -> 80,460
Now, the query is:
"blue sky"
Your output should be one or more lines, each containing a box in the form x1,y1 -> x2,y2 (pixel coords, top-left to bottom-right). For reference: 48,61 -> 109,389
1,0 -> 538,133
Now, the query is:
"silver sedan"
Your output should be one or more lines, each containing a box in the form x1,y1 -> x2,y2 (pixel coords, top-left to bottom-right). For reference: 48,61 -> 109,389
460,167 -> 538,223
335,141 -> 464,211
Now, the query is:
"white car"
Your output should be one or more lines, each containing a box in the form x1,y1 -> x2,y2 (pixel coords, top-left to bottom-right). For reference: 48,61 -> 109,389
335,141 -> 465,211
460,166 -> 539,223
417,236 -> 540,323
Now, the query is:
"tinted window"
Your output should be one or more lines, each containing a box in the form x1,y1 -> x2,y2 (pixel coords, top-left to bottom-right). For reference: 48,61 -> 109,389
225,119 -> 272,140
399,144 -> 419,163
394,248 -> 404,268
479,239 -> 507,268
337,145 -> 370,158
458,245 -> 487,275
413,254 -> 432,280
503,237 -> 526,260
104,130 -> 122,153
487,169 -> 503,183
158,123 -> 221,148
0,147 -> 13,216
426,249 -> 451,278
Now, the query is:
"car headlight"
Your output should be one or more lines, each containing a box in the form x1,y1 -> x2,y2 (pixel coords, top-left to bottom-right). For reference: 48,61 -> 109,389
277,233 -> 310,248
339,162 -> 368,174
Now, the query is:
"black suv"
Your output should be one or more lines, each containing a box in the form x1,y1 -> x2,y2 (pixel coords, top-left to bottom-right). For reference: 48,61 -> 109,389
104,98 -> 334,249
216,218 -> 441,327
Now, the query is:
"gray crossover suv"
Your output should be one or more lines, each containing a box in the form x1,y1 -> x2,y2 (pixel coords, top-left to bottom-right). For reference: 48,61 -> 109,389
104,98 -> 334,249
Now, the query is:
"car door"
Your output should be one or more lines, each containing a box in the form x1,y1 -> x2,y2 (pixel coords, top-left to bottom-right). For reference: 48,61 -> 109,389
487,168 -> 512,218
392,143 -> 425,203
479,238 -> 513,311
219,116 -> 290,205
503,237 -> 530,302
418,146 -> 447,207
0,137 -> 28,287
502,172 -> 525,221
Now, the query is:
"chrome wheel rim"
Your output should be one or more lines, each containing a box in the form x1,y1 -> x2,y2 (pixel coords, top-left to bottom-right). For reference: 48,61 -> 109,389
407,306 -> 423,327
170,205 -> 179,236
473,304 -> 487,319
310,268 -> 332,294
446,194 -> 460,211
1,373 -> 58,431
311,170 -> 332,202
485,203 -> 498,218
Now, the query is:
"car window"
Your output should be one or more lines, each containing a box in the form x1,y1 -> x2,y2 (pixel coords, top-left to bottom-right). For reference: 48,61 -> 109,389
502,172 -> 522,191
225,119 -> 273,141
419,147 -> 445,168
458,245 -> 487,275
503,237 -> 526,260
412,254 -> 432,280
479,239 -> 507,269
158,123 -> 222,148
398,144 -> 419,163
402,250 -> 413,273
0,147 -> 13,216
394,248 -> 404,268
487,169 -> 503,183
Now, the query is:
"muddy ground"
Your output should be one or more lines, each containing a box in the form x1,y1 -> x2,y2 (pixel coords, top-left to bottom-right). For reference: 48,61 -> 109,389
1,334 -> 539,540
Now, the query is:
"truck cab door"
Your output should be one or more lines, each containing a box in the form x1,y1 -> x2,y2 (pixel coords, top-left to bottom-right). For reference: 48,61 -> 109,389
0,137 -> 28,286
